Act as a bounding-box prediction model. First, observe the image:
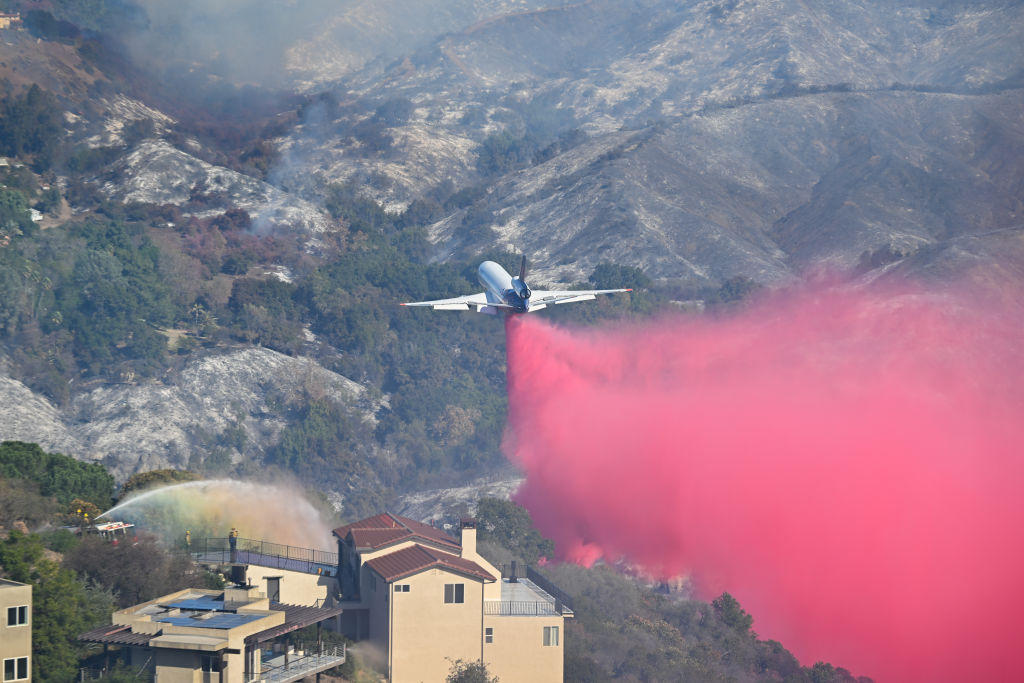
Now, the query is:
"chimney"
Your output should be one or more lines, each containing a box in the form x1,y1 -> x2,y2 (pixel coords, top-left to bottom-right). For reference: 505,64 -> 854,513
460,518 -> 477,559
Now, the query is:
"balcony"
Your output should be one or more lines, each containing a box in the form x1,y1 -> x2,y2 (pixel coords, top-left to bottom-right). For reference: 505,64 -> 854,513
487,577 -> 574,617
192,537 -> 338,577
483,600 -> 563,616
246,644 -> 346,683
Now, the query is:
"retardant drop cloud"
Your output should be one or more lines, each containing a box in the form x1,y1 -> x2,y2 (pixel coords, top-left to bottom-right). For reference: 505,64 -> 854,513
503,281 -> 1024,681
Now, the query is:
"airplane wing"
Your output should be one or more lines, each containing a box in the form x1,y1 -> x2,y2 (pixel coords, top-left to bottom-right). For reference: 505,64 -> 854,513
400,292 -> 517,312
529,288 -> 632,308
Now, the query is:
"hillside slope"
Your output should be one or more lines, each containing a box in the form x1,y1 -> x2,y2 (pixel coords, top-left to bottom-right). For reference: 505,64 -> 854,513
274,0 -> 1024,285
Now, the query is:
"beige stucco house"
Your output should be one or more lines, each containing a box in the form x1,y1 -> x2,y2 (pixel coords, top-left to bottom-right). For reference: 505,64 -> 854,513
1,579 -> 31,683
79,585 -> 344,682
334,513 -> 573,683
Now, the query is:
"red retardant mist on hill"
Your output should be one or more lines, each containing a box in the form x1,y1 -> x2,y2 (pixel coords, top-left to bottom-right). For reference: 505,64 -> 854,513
503,282 -> 1024,682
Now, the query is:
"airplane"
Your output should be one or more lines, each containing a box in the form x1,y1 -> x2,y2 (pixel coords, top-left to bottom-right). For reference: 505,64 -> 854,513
401,256 -> 631,314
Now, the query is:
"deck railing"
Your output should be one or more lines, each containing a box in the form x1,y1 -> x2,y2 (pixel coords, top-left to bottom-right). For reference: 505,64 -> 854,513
247,644 -> 346,683
483,600 -> 562,616
79,666 -> 154,681
497,563 -> 575,614
193,537 -> 337,576
527,566 -> 574,610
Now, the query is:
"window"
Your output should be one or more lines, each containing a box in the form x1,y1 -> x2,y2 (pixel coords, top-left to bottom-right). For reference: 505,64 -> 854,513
3,657 -> 29,681
6,606 -> 27,626
485,627 -> 493,644
543,626 -> 559,647
444,583 -> 464,604
369,574 -> 376,592
200,655 -> 221,672
396,584 -> 410,592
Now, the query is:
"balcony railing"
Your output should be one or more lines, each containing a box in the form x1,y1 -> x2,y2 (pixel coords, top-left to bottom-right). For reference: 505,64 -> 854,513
497,564 -> 575,615
484,600 -> 563,616
78,667 -> 154,681
526,566 -> 574,610
193,537 -> 338,577
247,644 -> 346,683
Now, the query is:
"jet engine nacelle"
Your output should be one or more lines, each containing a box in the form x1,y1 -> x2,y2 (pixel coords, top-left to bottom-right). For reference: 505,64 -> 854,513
513,280 -> 532,300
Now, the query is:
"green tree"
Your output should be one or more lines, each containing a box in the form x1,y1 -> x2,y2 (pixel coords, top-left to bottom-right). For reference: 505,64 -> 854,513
0,477 -> 57,529
34,185 -> 62,216
119,469 -> 201,500
0,530 -> 106,683
51,219 -> 174,375
0,441 -> 114,508
712,592 -> 754,635
589,262 -> 650,290
476,131 -> 537,175
447,659 -> 498,683
474,497 -> 554,564
0,187 -> 35,237
65,534 -> 198,607
707,275 -> 762,306
0,84 -> 65,169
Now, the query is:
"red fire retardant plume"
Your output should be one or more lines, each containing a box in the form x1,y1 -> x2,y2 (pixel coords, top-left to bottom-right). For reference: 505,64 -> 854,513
503,282 -> 1024,682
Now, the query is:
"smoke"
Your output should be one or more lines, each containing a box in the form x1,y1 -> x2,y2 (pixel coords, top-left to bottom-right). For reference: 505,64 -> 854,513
101,479 -> 335,550
121,0 -> 542,90
503,279 -> 1024,681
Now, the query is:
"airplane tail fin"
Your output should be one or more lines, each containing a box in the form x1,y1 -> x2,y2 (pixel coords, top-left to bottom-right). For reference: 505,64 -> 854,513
519,255 -> 527,281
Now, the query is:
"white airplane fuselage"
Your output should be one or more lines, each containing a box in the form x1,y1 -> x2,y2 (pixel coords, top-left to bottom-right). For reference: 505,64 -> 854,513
478,260 -> 533,313
400,256 -> 629,313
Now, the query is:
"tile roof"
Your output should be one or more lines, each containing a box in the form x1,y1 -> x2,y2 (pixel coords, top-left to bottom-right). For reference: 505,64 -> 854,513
365,544 -> 497,583
349,528 -> 410,549
333,512 -> 459,551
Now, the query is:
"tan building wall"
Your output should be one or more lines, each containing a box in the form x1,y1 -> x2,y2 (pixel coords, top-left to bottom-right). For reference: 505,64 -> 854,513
483,614 -> 564,683
344,540 -> 432,605
0,580 -> 32,682
458,525 -> 501,601
336,516 -> 569,682
244,564 -> 334,606
388,568 -> 487,683
154,649 -> 201,683
365,565 -> 389,650
112,587 -> 283,683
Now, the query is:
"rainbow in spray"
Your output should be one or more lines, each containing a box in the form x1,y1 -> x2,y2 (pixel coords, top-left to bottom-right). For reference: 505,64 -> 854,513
100,479 -> 335,551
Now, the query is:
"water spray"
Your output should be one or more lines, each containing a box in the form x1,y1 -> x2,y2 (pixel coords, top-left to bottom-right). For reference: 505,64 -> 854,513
99,479 -> 335,551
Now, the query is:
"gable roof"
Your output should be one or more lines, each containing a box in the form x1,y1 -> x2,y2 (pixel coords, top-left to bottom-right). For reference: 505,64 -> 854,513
365,543 -> 497,584
333,512 -> 459,552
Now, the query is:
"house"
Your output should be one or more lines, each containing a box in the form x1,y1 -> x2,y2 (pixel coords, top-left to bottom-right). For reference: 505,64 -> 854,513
0,13 -> 21,30
78,585 -> 344,682
1,579 -> 31,683
334,513 -> 573,683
